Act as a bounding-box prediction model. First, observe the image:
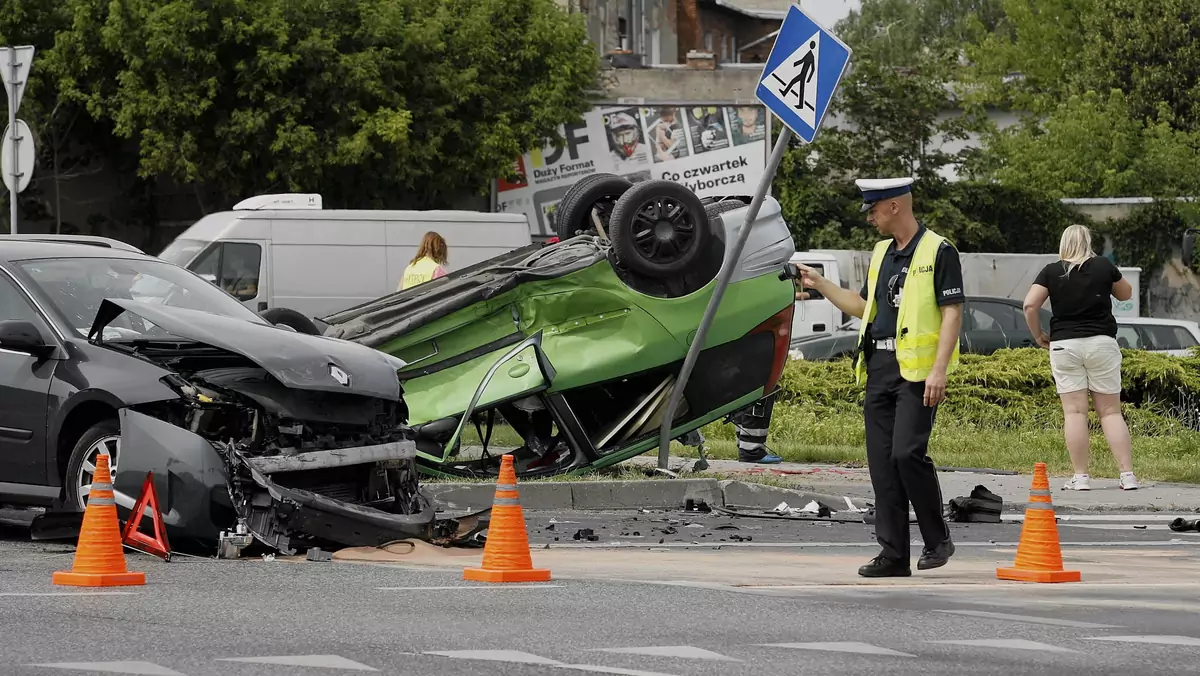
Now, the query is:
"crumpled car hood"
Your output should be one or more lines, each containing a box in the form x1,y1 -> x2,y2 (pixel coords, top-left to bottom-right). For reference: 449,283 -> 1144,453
90,298 -> 407,400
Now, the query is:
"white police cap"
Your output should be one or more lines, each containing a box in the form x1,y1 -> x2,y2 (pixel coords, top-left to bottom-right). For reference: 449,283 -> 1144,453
855,177 -> 914,212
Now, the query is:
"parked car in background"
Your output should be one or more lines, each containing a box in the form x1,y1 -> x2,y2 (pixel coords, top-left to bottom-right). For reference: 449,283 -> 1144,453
1115,317 -> 1200,356
789,295 -> 1052,361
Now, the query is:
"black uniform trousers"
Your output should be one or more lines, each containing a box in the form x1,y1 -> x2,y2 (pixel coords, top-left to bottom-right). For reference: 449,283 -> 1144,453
863,344 -> 950,563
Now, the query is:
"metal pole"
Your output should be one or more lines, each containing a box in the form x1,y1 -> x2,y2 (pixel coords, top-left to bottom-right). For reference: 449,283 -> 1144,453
657,124 -> 794,470
8,47 -> 17,234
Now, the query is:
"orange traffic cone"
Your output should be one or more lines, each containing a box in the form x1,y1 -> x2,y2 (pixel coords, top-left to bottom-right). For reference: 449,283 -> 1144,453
996,462 -> 1080,583
53,453 -> 146,587
463,453 -> 551,583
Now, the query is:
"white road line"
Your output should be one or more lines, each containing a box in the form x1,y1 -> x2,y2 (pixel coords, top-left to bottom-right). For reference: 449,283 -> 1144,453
377,585 -> 563,590
27,662 -> 185,675
933,609 -> 1121,628
424,650 -> 562,665
216,655 -> 379,671
591,646 -> 739,661
0,592 -> 137,597
926,639 -> 1078,653
758,641 -> 914,657
1085,635 -> 1200,646
558,666 -> 682,676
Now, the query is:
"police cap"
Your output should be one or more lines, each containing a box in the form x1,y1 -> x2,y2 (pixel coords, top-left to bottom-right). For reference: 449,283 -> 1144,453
855,177 -> 914,212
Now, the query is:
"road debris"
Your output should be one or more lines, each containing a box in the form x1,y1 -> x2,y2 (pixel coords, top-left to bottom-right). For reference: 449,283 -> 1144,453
1169,517 -> 1200,533
946,484 -> 1003,523
306,547 -> 333,562
573,528 -> 600,542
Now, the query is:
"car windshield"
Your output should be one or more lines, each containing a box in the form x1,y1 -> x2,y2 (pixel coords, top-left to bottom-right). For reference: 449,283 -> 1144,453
16,256 -> 267,341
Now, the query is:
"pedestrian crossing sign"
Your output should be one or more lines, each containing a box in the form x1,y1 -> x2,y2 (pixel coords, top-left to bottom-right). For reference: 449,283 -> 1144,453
755,5 -> 853,144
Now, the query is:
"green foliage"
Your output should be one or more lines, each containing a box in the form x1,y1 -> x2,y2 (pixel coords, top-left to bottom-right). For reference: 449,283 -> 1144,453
1097,199 -> 1200,305
836,0 -> 1005,66
1079,0 -> 1200,133
49,0 -> 601,210
771,347 -> 1200,435
970,89 -> 1200,198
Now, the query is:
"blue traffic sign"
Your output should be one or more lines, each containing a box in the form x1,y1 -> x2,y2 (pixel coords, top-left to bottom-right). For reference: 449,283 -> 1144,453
755,5 -> 853,144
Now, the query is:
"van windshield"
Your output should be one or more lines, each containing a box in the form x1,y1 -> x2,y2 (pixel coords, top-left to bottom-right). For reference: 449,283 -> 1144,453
159,238 -> 210,267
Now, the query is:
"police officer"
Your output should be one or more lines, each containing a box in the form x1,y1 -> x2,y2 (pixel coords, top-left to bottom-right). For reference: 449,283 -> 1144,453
794,177 -> 964,577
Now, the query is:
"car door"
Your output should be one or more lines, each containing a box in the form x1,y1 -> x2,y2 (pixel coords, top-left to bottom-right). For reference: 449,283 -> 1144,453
0,269 -> 60,486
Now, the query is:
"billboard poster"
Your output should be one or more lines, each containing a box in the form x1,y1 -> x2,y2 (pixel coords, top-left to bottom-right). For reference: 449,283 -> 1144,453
494,103 -> 770,237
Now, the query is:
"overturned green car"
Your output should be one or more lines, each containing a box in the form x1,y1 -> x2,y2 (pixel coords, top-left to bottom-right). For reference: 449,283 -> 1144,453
321,177 -> 797,479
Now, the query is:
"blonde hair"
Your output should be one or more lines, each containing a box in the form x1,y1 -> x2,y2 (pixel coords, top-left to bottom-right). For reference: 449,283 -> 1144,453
1059,224 -> 1096,275
411,231 -> 448,266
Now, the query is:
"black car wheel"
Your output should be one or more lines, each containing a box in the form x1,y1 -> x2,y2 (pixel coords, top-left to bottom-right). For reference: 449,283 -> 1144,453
608,180 -> 712,278
261,307 -> 320,335
64,418 -> 122,512
554,173 -> 632,241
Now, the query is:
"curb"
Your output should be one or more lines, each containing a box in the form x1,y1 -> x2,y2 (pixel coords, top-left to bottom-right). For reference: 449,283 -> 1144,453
425,479 -> 867,513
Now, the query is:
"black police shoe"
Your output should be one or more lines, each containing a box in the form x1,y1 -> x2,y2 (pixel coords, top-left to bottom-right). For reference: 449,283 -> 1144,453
917,538 -> 955,570
858,554 -> 911,577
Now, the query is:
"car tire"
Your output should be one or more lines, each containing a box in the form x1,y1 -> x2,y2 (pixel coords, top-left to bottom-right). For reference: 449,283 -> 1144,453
261,307 -> 320,335
704,198 -> 750,221
608,180 -> 712,279
554,173 -> 633,241
64,418 -> 121,512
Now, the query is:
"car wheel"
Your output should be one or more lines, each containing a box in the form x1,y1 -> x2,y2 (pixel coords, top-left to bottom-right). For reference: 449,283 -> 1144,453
554,173 -> 633,241
64,419 -> 121,512
261,307 -> 320,335
704,198 -> 750,221
608,180 -> 712,278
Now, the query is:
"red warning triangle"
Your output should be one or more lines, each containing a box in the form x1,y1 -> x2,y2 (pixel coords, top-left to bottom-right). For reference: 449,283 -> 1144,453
121,471 -> 172,561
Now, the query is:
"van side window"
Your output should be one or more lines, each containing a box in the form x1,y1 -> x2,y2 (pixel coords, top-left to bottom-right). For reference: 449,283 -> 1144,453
188,242 -> 262,301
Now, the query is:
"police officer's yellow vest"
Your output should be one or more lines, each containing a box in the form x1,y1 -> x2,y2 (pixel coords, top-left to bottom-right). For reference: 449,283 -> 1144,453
854,230 -> 960,385
400,257 -> 442,290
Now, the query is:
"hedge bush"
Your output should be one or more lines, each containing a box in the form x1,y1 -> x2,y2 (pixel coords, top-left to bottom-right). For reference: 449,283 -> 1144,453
771,346 -> 1200,436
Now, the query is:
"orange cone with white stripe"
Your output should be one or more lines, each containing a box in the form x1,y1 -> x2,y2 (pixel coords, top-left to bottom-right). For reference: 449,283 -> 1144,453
996,462 -> 1081,583
463,453 -> 551,583
53,453 -> 146,587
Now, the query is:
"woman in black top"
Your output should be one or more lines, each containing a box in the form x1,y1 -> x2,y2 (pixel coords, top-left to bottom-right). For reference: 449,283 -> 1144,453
1023,224 -> 1139,491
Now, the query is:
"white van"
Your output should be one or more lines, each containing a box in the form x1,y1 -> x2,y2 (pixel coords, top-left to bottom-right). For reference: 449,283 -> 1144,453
158,193 -> 533,330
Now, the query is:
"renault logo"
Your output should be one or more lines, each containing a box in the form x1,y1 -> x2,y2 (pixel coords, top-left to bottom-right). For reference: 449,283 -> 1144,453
329,365 -> 350,387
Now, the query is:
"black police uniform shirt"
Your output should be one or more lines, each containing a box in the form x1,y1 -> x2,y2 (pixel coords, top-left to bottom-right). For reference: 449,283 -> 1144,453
858,224 -> 966,340
1033,256 -> 1122,341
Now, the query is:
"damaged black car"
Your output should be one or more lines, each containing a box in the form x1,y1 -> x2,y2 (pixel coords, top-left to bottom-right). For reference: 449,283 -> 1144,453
0,239 -> 486,556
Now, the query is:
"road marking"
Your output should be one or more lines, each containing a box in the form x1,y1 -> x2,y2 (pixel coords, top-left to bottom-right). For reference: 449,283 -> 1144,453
28,662 -> 185,675
0,592 -> 137,597
558,666 -> 682,676
592,646 -> 739,661
934,609 -> 1121,628
926,639 -> 1078,653
425,650 -> 562,665
1085,635 -> 1200,646
758,641 -> 914,657
216,655 -> 379,671
377,585 -> 563,590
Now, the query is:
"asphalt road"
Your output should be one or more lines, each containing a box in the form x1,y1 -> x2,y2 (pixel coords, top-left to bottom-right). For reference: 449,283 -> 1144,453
3,513 -> 1200,676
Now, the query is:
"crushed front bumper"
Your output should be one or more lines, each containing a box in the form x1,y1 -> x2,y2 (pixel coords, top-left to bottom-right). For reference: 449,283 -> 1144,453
113,409 -> 489,556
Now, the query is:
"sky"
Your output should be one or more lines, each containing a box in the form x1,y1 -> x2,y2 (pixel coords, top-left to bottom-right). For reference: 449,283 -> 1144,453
799,0 -> 861,30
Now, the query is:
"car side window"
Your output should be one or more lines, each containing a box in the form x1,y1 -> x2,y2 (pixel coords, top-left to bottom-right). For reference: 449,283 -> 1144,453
0,272 -> 44,324
1138,324 -> 1198,351
188,242 -> 262,301
1115,325 -> 1141,349
975,301 -> 1024,331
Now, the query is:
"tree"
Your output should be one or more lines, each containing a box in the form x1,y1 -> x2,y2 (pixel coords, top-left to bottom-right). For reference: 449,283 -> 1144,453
968,89 -> 1200,199
837,0 -> 1005,67
1079,0 -> 1200,133
51,0 -> 601,212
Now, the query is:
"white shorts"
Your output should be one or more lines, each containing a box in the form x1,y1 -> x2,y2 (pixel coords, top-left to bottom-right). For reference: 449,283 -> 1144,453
1048,335 -> 1123,395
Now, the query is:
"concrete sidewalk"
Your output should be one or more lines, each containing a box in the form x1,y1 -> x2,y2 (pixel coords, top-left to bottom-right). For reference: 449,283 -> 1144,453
626,455 -> 1200,514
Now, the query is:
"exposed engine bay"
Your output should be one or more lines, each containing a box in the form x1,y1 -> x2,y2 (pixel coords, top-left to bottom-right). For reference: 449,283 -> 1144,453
90,298 -> 489,557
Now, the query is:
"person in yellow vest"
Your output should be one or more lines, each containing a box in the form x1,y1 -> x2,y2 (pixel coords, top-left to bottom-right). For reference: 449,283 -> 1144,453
399,231 -> 449,291
793,176 -> 964,578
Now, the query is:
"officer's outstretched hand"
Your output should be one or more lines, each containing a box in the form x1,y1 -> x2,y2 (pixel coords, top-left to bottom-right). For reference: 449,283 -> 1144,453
924,367 -> 948,408
794,264 -> 824,300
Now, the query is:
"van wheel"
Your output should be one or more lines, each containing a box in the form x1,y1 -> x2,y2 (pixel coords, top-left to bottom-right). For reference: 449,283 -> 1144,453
554,173 -> 632,241
608,180 -> 711,278
261,307 -> 320,335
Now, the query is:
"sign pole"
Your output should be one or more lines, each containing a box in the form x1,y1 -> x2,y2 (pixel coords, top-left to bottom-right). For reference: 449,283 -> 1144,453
7,46 -> 17,234
656,125 -> 792,471
655,6 -> 852,472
